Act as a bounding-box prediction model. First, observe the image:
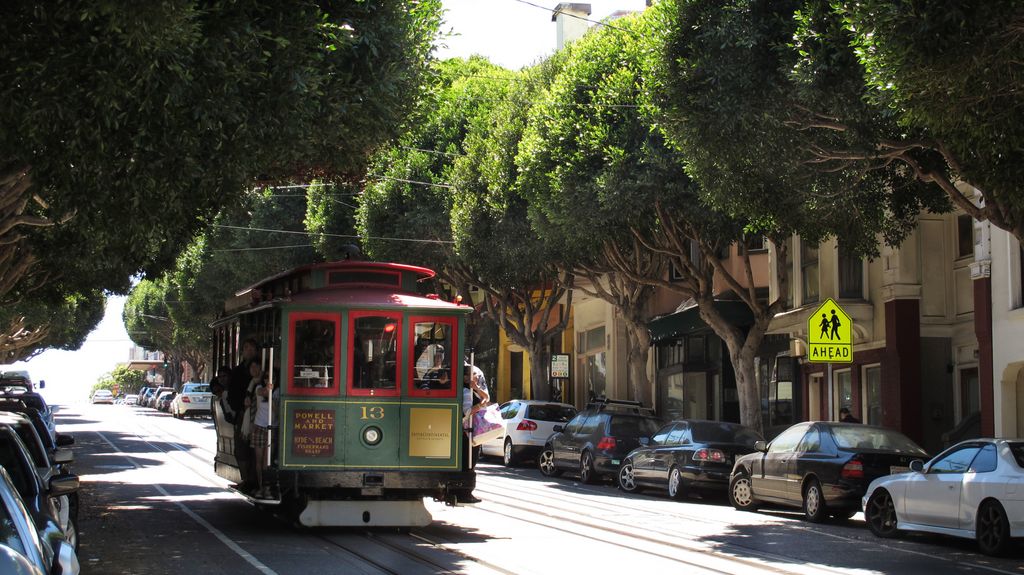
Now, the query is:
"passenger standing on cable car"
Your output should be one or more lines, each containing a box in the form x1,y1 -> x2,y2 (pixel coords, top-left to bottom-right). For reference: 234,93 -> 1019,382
228,338 -> 259,424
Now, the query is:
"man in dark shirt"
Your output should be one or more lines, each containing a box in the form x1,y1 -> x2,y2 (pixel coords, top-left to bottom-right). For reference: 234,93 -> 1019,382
839,407 -> 861,424
228,338 -> 259,422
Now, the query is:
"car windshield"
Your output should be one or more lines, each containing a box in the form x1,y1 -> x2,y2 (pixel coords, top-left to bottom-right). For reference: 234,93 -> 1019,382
183,384 -> 210,394
609,416 -> 662,438
830,426 -> 926,454
690,422 -> 763,447
1008,442 -> 1024,468
94,390 -> 111,396
525,405 -> 576,422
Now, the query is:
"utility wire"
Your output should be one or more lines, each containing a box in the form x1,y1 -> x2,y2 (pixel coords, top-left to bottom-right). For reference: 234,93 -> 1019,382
367,175 -> 455,189
212,224 -> 454,244
213,244 -> 313,253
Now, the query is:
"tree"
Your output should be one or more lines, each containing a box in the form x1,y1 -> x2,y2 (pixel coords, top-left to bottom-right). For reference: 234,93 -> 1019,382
0,290 -> 104,363
451,61 -> 575,402
836,0 -> 1024,241
517,13 -> 671,407
0,1 -> 441,354
126,187 -> 326,380
647,0 -> 949,430
93,365 -> 146,396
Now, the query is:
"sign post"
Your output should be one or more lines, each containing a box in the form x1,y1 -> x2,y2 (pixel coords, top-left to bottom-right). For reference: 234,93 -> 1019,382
807,298 -> 853,420
550,354 -> 570,403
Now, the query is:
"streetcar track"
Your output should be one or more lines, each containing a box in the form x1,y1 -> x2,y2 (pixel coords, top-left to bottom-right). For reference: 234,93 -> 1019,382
94,406 -> 504,575
470,485 -> 839,575
475,467 -> 1022,575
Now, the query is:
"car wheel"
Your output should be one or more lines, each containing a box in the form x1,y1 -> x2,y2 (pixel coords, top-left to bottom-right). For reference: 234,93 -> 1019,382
502,438 -> 517,467
865,489 -> 900,537
618,460 -> 638,493
977,500 -> 1011,556
803,479 -> 828,523
579,451 -> 596,484
667,466 -> 687,500
539,448 -> 562,477
729,471 -> 759,512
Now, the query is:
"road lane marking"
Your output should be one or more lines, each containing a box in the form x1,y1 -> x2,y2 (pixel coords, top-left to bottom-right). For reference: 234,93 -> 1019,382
93,429 -> 280,575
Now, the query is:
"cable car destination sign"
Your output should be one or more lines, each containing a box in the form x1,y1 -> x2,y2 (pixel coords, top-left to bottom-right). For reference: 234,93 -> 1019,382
807,298 -> 853,364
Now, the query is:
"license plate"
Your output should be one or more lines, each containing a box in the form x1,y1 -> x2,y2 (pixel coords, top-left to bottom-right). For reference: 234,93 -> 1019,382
890,466 -> 910,474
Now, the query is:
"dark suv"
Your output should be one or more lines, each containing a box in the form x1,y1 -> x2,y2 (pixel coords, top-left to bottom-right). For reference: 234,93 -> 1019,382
539,399 -> 663,484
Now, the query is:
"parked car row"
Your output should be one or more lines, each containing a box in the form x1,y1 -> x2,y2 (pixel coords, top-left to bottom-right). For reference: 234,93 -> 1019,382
0,377 -> 80,574
482,397 -> 1022,557
134,384 -> 213,419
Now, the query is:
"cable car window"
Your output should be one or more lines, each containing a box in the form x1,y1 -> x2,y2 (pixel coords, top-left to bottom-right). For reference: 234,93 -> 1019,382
410,318 -> 455,396
290,315 -> 340,395
349,312 -> 402,396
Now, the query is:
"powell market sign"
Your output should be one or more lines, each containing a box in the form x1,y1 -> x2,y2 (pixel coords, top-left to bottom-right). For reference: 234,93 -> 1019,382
807,298 -> 853,364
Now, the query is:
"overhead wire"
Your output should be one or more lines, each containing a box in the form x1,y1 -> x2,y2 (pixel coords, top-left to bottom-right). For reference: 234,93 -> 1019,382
509,0 -> 637,34
212,224 -> 454,244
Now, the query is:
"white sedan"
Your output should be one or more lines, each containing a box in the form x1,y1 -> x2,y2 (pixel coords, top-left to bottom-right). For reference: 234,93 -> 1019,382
862,438 -> 1024,556
479,400 -> 577,466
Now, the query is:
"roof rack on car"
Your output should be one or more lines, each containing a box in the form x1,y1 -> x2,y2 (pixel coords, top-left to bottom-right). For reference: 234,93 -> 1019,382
586,397 -> 653,414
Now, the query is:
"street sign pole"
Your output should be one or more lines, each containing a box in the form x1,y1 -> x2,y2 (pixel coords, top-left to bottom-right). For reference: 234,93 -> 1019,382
827,362 -> 833,421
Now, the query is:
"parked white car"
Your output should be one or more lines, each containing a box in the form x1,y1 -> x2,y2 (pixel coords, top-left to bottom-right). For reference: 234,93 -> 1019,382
90,390 -> 113,405
480,400 -> 577,466
863,438 -> 1024,556
171,382 -> 213,419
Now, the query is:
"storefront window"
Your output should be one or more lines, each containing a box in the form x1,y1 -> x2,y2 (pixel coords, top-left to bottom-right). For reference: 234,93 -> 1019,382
578,326 -> 607,401
864,365 -> 882,425
835,369 -> 853,419
349,312 -> 401,396
664,372 -> 708,420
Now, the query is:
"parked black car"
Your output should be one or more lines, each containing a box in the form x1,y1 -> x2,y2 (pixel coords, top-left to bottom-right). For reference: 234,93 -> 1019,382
539,399 -> 663,484
619,419 -> 763,499
729,422 -> 928,522
0,425 -> 79,572
0,412 -> 78,550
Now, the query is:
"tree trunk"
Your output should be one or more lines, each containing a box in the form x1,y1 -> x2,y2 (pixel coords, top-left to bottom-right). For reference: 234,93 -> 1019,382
528,344 -> 550,401
623,320 -> 652,407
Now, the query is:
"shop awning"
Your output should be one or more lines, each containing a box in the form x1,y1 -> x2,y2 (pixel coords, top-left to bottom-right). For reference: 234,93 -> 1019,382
647,299 -> 755,342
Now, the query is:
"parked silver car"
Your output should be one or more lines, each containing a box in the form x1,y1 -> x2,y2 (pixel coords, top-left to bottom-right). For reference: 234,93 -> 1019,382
480,400 -> 577,466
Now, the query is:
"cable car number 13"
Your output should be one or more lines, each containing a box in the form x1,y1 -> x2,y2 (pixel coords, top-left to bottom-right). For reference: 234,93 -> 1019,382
360,406 -> 384,420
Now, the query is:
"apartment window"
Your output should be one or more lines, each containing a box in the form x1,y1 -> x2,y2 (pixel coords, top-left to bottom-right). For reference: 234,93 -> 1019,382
957,214 -> 974,259
801,240 -> 820,305
578,326 -> 607,401
838,246 -> 864,299
669,262 -> 685,282
863,365 -> 882,426
739,235 -> 767,254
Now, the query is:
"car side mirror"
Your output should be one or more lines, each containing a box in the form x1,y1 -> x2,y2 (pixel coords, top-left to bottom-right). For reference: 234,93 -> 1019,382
56,433 -> 74,447
639,437 -> 650,446
49,473 -> 79,496
552,425 -> 564,433
754,440 -> 768,452
910,459 -> 925,473
52,448 -> 74,464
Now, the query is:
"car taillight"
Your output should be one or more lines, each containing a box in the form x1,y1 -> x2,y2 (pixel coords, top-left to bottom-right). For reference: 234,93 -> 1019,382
692,448 -> 726,463
517,420 -> 537,431
841,456 -> 864,479
596,436 -> 616,451
181,396 -> 191,403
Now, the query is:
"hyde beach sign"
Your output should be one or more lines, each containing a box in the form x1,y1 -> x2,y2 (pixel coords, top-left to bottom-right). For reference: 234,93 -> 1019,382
807,298 -> 853,364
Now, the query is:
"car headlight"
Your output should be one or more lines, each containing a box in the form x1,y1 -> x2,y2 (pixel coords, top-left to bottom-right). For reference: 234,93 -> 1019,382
363,426 -> 382,446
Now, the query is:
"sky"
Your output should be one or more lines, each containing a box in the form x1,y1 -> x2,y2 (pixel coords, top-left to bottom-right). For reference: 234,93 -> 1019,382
9,0 -> 648,405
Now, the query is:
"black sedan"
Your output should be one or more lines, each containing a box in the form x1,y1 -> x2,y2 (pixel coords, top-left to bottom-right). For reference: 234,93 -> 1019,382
618,420 -> 763,499
729,422 -> 928,522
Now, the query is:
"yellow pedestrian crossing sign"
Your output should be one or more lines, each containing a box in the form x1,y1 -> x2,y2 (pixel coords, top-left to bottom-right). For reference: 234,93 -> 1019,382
807,298 -> 853,363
